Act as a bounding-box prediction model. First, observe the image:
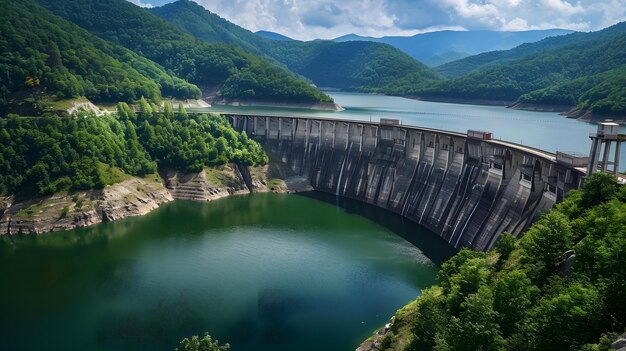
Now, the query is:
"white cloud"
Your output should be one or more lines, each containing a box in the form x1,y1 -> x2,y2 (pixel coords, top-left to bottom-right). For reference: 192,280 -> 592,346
166,0 -> 625,40
501,17 -> 531,31
128,0 -> 153,8
542,0 -> 584,15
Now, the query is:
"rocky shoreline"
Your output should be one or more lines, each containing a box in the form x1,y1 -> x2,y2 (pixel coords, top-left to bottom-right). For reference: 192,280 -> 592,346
211,97 -> 344,111
409,96 -> 626,124
0,163 -> 312,236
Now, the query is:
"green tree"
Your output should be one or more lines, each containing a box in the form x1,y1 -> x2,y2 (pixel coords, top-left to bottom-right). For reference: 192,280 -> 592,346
163,101 -> 174,119
524,283 -> 604,351
519,211 -> 573,285
493,270 -> 539,337
446,257 -> 491,315
178,103 -> 188,118
175,333 -> 229,351
446,286 -> 504,351
494,232 -> 516,265
408,287 -> 447,351
139,96 -> 153,120
579,173 -> 618,209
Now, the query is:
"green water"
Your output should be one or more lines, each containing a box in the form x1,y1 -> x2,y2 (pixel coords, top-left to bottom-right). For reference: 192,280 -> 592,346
0,193 -> 453,351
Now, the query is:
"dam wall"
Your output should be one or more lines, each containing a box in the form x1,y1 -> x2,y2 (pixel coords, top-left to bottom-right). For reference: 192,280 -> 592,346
228,114 -> 585,251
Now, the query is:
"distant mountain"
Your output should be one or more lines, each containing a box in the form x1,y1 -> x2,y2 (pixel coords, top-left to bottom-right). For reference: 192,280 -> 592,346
0,0 -> 200,114
422,22 -> 626,117
152,0 -> 443,94
436,24 -> 626,78
255,30 -> 294,41
36,0 -> 332,104
334,29 -> 573,66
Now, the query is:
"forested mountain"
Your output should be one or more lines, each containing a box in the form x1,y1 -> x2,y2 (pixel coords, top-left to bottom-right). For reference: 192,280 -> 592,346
266,40 -> 443,93
150,0 -> 443,94
0,0 -> 200,114
36,0 -> 332,103
422,22 -> 626,116
334,29 -> 573,67
437,23 -> 626,78
255,30 -> 294,41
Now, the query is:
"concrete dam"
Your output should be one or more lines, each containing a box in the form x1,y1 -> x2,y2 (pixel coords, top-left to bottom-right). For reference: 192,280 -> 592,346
228,114 -> 587,251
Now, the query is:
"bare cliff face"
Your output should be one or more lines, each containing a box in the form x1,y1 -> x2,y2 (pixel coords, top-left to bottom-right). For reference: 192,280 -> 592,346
0,176 -> 172,235
0,163 -> 312,236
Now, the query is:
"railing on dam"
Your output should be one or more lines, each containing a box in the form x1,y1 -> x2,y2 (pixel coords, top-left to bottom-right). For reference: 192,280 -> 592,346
225,112 -> 586,251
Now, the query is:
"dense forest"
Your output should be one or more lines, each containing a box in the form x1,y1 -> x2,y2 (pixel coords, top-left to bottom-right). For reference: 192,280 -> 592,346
151,0 -> 443,94
0,0 -> 200,113
36,0 -> 332,104
379,173 -> 625,351
424,22 -> 626,115
0,105 -> 266,197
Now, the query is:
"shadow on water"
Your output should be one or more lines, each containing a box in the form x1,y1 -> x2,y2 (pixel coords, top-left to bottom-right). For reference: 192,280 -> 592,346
298,191 -> 457,266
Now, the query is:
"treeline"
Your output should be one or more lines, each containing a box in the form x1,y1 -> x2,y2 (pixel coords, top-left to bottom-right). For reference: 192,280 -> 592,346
399,173 -> 625,351
36,0 -> 332,103
0,0 -> 200,111
0,104 -> 267,196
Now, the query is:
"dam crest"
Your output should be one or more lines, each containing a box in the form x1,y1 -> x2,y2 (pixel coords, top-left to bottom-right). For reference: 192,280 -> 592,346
228,114 -> 586,251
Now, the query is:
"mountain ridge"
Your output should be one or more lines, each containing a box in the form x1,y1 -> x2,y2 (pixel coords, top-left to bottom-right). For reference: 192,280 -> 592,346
333,29 -> 574,66
151,0 -> 443,94
36,0 -> 333,104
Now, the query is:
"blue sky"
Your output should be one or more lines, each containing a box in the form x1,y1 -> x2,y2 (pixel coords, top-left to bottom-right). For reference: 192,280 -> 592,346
128,0 -> 626,40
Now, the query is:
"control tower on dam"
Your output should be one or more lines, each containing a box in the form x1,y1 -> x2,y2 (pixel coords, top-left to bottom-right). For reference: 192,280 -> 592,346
227,113 -> 588,251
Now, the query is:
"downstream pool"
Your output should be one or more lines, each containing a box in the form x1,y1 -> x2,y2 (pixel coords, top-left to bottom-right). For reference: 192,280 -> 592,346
0,193 -> 454,351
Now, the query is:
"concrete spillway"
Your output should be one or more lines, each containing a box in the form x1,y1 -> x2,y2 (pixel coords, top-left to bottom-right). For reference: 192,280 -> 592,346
228,114 -> 585,251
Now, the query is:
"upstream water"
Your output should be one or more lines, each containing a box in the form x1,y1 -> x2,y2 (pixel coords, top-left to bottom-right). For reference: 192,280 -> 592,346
0,193 -> 454,351
194,92 -> 626,171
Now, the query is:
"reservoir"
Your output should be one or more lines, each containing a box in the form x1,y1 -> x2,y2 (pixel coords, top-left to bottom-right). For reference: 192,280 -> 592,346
197,91 -> 626,171
0,193 -> 454,351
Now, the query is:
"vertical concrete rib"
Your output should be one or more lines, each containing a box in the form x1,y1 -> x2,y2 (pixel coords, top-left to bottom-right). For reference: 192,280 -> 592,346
226,114 -> 583,252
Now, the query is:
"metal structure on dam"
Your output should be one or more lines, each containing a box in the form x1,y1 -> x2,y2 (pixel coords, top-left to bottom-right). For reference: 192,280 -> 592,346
227,113 -> 588,251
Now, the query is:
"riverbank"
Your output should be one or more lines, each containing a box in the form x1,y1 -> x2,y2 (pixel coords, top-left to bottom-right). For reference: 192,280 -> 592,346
211,98 -> 344,111
561,106 -> 626,124
409,96 -> 626,124
0,163 -> 312,235
406,95 -> 513,107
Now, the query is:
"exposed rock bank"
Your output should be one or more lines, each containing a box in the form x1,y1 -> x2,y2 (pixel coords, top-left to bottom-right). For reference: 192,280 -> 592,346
211,98 -> 344,111
0,176 -> 172,235
0,162 -> 312,236
508,101 -> 572,113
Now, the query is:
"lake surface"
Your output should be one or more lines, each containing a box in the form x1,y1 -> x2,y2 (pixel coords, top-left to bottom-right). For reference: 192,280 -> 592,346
0,193 -> 453,351
194,92 -> 626,171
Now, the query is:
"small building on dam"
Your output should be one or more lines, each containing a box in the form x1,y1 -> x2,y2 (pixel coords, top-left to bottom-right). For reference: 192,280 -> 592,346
228,113 -> 594,251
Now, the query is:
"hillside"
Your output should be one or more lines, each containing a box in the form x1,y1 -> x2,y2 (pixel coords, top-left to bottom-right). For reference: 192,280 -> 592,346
422,22 -> 626,117
360,173 -> 626,351
267,40 -> 443,93
334,29 -> 573,67
255,30 -> 294,41
36,0 -> 332,104
151,0 -> 443,94
0,0 -> 200,114
437,23 -> 626,78
0,104 -> 267,197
